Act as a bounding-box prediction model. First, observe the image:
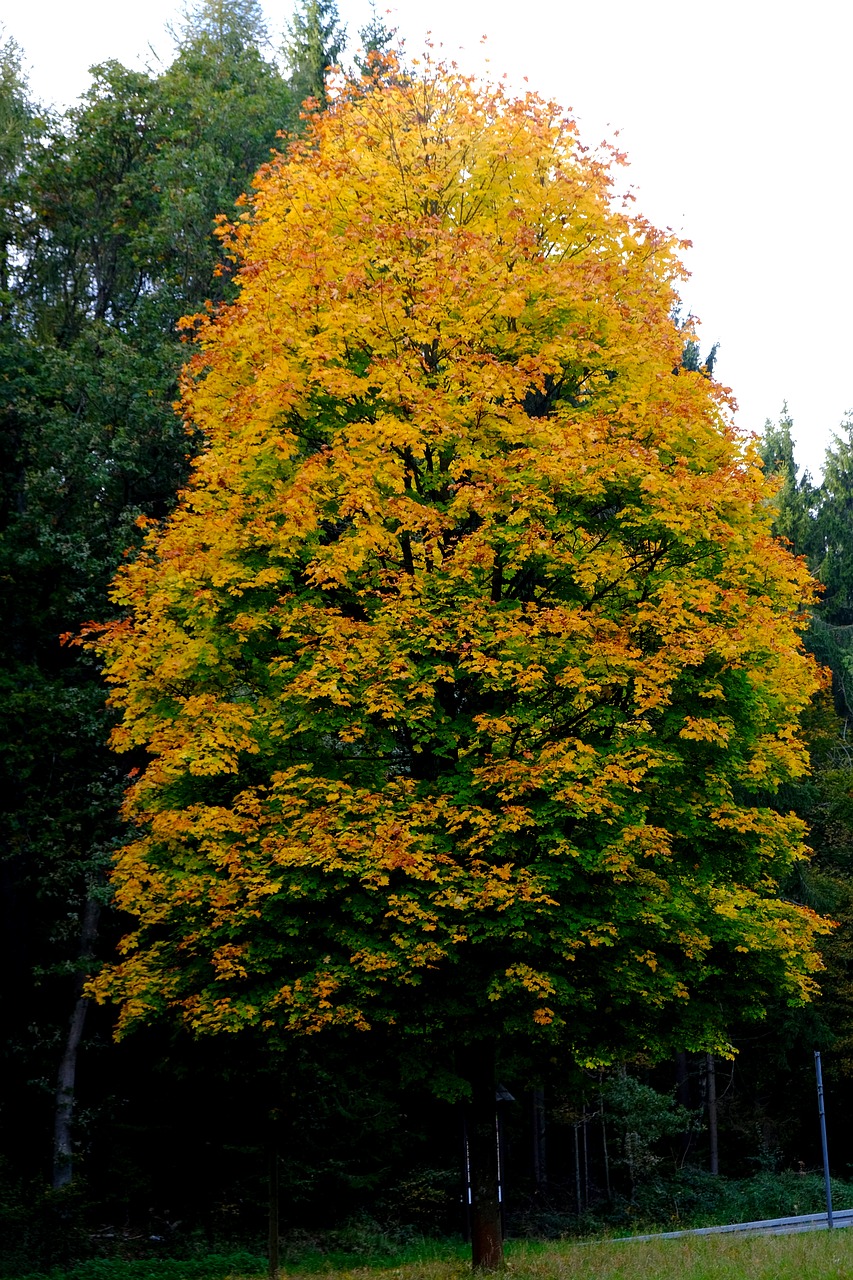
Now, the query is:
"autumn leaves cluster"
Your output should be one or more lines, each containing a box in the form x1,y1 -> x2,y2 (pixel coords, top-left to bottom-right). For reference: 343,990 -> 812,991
87,60 -> 828,1065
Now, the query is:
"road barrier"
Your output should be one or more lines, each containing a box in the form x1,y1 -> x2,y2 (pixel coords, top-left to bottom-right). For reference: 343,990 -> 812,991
616,1207 -> 853,1242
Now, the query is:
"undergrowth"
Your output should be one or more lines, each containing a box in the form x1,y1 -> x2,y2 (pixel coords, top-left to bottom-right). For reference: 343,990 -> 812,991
4,1169 -> 853,1279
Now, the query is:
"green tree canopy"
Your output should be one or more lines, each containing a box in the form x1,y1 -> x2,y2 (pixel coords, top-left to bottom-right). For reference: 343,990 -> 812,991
0,8 -> 294,1188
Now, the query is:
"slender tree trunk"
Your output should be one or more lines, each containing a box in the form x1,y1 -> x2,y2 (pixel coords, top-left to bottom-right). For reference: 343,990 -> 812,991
625,1128 -> 635,1201
531,1087 -> 547,1196
675,1051 -> 692,1165
462,1113 -> 472,1242
573,1123 -> 582,1214
53,896 -> 100,1189
600,1090 -> 612,1204
618,1064 -> 635,1200
0,238 -> 9,328
268,1124 -> 280,1280
706,1054 -> 719,1175
464,1043 -> 503,1271
582,1112 -> 589,1210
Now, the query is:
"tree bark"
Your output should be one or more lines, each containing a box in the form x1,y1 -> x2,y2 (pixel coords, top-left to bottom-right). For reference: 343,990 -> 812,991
53,895 -> 100,1189
573,1123 -> 582,1214
600,1092 -> 612,1204
706,1054 -> 719,1175
582,1113 -> 589,1210
268,1123 -> 280,1280
531,1087 -> 547,1196
675,1051 -> 693,1165
464,1043 -> 503,1271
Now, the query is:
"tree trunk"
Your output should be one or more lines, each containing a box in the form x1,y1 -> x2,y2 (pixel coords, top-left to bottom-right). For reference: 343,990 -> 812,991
675,1051 -> 693,1165
573,1123 -> 582,1214
268,1124 -> 280,1280
706,1054 -> 719,1175
582,1113 -> 589,1210
464,1043 -> 503,1271
531,1087 -> 547,1196
53,896 -> 100,1189
600,1092 -> 612,1204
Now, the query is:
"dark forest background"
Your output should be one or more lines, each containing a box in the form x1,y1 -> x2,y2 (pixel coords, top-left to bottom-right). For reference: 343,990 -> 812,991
4,1 -> 853,1270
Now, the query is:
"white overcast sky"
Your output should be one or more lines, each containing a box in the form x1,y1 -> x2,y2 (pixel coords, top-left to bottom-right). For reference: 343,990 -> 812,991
3,0 -> 850,478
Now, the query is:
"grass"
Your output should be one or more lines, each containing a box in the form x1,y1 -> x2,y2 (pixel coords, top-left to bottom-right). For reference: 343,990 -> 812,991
10,1222 -> 853,1280
13,1232 -> 853,1280
270,1232 -> 853,1280
505,1233 -> 853,1279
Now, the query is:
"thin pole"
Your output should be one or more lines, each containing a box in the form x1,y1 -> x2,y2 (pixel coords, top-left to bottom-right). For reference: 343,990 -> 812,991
815,1051 -> 834,1229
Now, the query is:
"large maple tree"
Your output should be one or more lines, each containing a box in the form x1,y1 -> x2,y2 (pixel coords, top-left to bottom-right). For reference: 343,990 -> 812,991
87,60 -> 828,1265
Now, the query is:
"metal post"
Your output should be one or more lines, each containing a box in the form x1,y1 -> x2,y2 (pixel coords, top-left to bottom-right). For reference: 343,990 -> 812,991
815,1051 -> 834,1229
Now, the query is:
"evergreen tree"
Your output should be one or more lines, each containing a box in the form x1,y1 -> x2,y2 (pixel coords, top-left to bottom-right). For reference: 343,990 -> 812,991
0,34 -> 40,315
354,2 -> 398,76
754,412 -> 853,1119
758,405 -> 818,558
176,0 -> 270,51
284,0 -> 345,109
681,337 -> 719,377
152,2 -> 294,313
813,419 -> 853,627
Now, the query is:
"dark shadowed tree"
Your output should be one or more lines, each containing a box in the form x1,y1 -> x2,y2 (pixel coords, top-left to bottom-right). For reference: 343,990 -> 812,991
0,4 -> 292,1189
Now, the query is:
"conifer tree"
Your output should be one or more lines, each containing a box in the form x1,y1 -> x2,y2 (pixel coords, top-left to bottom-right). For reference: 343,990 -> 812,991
354,2 -> 397,76
177,0 -> 270,50
813,420 -> 853,628
758,405 -> 818,559
0,35 -> 39,314
284,0 -> 345,109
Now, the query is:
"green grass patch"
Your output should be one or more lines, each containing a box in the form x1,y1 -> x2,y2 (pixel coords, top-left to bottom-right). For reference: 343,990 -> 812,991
275,1232 -> 853,1280
504,1233 -> 853,1279
5,1254 -> 265,1280
13,1232 -> 853,1280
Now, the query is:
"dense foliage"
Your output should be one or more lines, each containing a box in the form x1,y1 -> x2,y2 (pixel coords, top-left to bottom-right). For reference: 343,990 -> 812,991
2,1 -> 853,1272
89,62 -> 825,1066
0,0 -> 340,1202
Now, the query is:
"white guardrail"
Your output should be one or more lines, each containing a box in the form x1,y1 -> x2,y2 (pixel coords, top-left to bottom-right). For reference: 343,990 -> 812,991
615,1207 -> 853,1242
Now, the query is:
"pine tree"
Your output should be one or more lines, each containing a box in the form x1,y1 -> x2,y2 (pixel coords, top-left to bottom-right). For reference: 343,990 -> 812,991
176,0 -> 270,51
813,419 -> 853,627
354,2 -> 398,77
0,35 -> 39,316
758,405 -> 818,558
284,0 -> 345,110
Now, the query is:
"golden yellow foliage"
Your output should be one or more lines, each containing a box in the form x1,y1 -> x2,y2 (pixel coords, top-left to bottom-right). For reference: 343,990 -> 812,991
86,57 -> 828,1064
